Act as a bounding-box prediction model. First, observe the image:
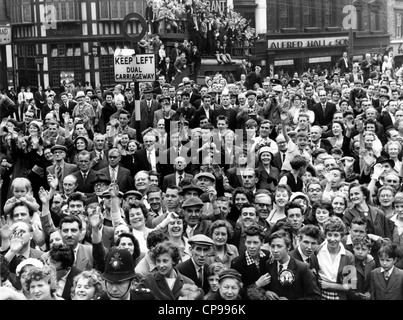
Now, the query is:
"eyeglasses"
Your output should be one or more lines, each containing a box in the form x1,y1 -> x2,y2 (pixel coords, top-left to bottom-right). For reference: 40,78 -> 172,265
109,156 -> 119,159
256,203 -> 272,208
386,180 -> 399,183
308,188 -> 322,193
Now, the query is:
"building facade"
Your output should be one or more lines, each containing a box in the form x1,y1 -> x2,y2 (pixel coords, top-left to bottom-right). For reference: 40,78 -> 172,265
0,0 -> 12,91
387,0 -> 403,66
264,0 -> 390,76
9,0 -> 146,92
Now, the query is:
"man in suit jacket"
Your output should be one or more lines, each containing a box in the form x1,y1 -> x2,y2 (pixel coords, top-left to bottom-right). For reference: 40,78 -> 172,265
129,88 -> 161,138
313,89 -> 337,131
59,215 -> 102,272
46,145 -> 78,193
370,256 -> 403,300
97,148 -> 134,194
191,94 -> 217,128
231,224 -> 272,299
160,130 -> 191,177
161,156 -> 193,192
176,234 -> 214,294
215,94 -> 238,131
262,230 -> 321,300
90,133 -> 110,171
153,96 -> 177,128
34,85 -> 47,116
337,52 -> 352,76
160,57 -> 176,84
71,150 -> 99,197
237,59 -> 249,81
289,225 -> 321,274
133,130 -> 162,176
48,244 -> 82,300
310,125 -> 333,154
59,93 -> 76,123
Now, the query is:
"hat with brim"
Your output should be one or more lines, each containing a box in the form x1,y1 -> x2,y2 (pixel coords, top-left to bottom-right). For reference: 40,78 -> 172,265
101,248 -> 137,283
180,184 -> 204,196
91,173 -> 111,185
272,85 -> 283,93
159,95 -> 171,103
258,146 -> 274,158
195,172 -> 216,182
245,90 -> 257,98
376,156 -> 395,168
188,234 -> 214,247
75,91 -> 86,99
74,135 -> 89,146
51,144 -> 67,153
270,79 -> 282,85
101,190 -> 124,198
182,197 -> 204,208
124,190 -> 143,201
288,79 -> 301,87
289,191 -> 310,205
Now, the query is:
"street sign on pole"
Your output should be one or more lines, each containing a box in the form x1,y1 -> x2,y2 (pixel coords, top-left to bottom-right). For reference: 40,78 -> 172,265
114,50 -> 156,82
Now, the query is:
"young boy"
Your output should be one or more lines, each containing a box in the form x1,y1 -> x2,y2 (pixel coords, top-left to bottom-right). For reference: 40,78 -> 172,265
347,236 -> 376,300
370,241 -> 403,300
341,217 -> 382,267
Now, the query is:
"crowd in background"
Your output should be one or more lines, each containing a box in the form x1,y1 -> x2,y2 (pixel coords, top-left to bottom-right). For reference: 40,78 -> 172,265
2,45 -> 403,301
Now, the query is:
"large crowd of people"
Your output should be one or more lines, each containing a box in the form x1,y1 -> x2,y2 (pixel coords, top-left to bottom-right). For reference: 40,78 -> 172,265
2,44 -> 403,302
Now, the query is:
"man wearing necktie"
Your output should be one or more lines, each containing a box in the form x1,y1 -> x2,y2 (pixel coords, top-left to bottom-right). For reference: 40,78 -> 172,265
290,225 -> 321,275
98,148 -> 134,193
262,230 -> 321,300
312,89 -> 336,132
46,145 -> 77,193
337,51 -> 351,75
72,150 -> 98,196
176,234 -> 214,294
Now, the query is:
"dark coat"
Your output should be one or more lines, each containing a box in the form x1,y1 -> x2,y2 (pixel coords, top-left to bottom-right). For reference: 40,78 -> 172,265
143,269 -> 195,300
312,102 -> 337,127
230,249 -> 271,299
370,266 -> 403,300
176,259 -> 210,294
263,256 -> 322,300
97,165 -> 134,193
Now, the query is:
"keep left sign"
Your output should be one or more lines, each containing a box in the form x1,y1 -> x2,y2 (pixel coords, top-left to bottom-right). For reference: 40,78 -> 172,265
114,49 -> 156,82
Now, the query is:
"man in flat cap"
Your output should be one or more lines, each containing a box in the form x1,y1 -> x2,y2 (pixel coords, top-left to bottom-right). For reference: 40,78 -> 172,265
176,234 -> 214,294
99,248 -> 155,300
46,145 -> 78,193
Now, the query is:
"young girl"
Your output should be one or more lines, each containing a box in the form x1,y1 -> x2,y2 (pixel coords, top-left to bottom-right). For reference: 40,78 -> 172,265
70,269 -> 105,300
4,178 -> 40,218
370,241 -> 403,300
316,216 -> 355,300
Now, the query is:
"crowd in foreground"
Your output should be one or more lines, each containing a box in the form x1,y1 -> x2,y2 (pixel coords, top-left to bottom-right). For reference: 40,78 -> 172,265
2,49 -> 403,300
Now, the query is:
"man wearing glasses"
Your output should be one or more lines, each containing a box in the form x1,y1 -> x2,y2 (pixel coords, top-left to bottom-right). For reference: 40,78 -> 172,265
254,192 -> 273,232
98,148 -> 133,193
